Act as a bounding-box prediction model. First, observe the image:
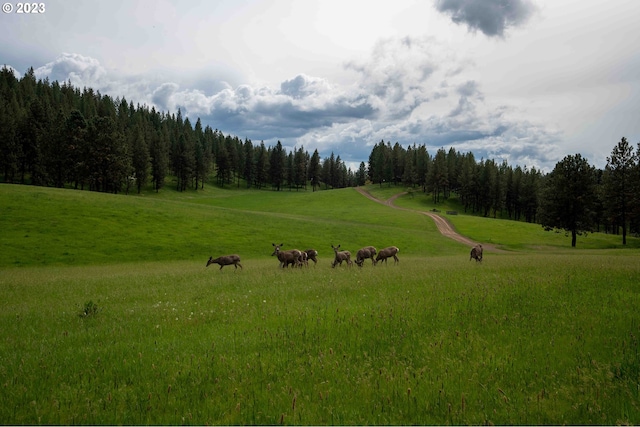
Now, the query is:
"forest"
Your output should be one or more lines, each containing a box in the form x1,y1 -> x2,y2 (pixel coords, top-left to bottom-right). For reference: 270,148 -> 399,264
1,66 -> 639,244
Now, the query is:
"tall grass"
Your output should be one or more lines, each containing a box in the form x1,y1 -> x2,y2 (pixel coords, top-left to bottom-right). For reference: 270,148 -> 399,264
1,255 -> 639,424
1,183 -> 639,424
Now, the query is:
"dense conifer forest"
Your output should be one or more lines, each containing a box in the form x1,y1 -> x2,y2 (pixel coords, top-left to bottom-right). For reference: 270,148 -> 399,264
1,66 -> 639,242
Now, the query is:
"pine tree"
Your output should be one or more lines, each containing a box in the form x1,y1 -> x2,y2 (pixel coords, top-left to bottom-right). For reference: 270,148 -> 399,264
308,149 -> 321,191
539,154 -> 597,247
243,139 -> 254,189
269,141 -> 286,191
254,142 -> 269,189
604,137 -> 638,244
131,120 -> 149,193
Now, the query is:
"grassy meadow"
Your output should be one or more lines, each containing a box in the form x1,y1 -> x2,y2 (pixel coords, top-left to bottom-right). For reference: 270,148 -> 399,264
1,183 -> 640,425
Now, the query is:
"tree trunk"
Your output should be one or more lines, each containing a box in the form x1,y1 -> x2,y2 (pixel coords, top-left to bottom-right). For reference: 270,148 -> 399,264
571,230 -> 577,247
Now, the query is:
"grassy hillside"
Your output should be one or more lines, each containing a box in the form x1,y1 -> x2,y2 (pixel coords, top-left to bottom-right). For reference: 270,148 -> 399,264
0,184 -> 464,268
1,183 -> 639,425
383,185 -> 640,251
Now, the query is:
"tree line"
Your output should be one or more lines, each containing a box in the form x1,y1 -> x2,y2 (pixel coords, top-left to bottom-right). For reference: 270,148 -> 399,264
367,137 -> 640,245
2,67 -> 639,245
0,67 -> 358,194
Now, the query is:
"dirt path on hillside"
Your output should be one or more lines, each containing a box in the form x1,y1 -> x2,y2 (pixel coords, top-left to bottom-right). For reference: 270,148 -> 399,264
355,187 -> 502,252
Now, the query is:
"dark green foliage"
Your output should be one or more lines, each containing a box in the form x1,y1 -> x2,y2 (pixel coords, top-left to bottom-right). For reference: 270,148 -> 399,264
604,137 -> 639,244
539,154 -> 598,247
2,66 -> 640,240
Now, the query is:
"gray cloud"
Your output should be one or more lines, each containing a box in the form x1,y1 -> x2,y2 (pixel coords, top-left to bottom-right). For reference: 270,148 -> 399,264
23,44 -> 562,170
434,0 -> 538,37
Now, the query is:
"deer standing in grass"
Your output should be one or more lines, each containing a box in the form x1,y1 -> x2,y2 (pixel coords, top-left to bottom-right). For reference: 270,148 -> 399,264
470,244 -> 483,262
375,246 -> 399,265
304,249 -> 319,265
271,243 -> 303,268
355,246 -> 377,267
206,255 -> 243,270
331,244 -> 352,268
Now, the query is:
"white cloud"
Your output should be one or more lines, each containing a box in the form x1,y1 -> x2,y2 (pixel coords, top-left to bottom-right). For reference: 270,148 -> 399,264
4,0 -> 639,171
34,53 -> 107,87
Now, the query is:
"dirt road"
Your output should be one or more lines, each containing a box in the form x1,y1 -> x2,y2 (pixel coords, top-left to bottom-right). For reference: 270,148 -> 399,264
355,187 -> 482,248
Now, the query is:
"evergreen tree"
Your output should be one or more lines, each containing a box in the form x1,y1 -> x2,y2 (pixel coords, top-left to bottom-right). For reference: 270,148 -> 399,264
356,161 -> 367,186
368,141 -> 386,186
269,141 -> 286,191
293,146 -> 308,190
308,149 -> 321,191
428,148 -> 448,203
391,142 -> 405,185
149,125 -> 169,193
415,144 -> 429,192
87,116 -> 129,193
254,142 -> 269,189
539,154 -> 597,247
604,137 -> 638,244
0,91 -> 20,182
243,139 -> 255,188
130,120 -> 149,193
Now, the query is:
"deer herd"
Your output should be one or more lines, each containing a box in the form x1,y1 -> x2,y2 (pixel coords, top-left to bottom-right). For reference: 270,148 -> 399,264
206,243 -> 483,270
207,243 -> 482,270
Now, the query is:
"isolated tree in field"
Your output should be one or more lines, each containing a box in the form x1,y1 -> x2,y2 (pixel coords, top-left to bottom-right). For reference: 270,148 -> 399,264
539,154 -> 597,247
604,137 -> 638,245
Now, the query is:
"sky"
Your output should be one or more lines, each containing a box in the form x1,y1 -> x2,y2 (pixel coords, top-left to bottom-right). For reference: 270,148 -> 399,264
2,0 -> 639,171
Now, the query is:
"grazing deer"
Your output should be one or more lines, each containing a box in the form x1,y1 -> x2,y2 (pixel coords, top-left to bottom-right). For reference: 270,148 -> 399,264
206,255 -> 243,270
271,243 -> 303,268
304,249 -> 319,265
355,246 -> 377,267
375,246 -> 399,265
331,244 -> 352,268
299,251 -> 309,266
470,244 -> 483,262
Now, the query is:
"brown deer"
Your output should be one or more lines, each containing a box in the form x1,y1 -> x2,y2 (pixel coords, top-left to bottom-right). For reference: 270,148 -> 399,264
271,243 -> 303,268
304,249 -> 319,265
375,246 -> 399,265
354,246 -> 377,267
470,244 -> 483,262
206,255 -> 243,270
331,244 -> 352,268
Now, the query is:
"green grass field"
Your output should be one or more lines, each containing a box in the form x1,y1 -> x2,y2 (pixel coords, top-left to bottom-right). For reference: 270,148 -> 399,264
1,183 -> 639,425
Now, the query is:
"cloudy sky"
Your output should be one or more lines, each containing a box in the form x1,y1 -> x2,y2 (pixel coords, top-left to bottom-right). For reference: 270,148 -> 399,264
2,0 -> 639,170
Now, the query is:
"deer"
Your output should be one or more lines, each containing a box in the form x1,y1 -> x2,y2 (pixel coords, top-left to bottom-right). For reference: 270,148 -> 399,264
331,244 -> 352,268
299,251 -> 309,266
375,246 -> 399,265
354,246 -> 377,267
271,243 -> 303,268
206,255 -> 243,270
470,244 -> 483,262
304,249 -> 319,265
